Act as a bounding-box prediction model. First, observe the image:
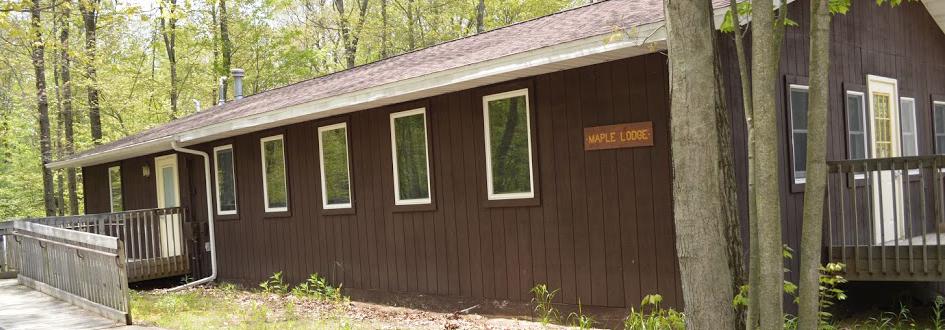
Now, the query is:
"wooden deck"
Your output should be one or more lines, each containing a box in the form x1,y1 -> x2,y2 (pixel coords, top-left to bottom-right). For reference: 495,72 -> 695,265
0,279 -> 155,330
7,207 -> 191,284
827,156 -> 945,282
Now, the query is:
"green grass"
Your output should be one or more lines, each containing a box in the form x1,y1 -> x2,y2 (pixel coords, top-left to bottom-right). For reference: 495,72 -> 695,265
130,285 -> 368,330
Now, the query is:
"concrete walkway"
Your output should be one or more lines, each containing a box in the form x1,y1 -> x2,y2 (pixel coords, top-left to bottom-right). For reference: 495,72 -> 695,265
0,279 -> 156,330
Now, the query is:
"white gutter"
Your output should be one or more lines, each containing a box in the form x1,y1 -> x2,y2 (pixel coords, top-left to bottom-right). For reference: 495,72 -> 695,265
166,140 -> 217,291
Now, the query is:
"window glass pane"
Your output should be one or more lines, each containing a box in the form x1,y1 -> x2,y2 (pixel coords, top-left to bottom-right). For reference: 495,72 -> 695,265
263,138 -> 287,209
108,166 -> 122,212
847,94 -> 863,132
794,132 -> 807,178
215,147 -> 237,212
937,104 -> 945,135
851,133 -> 866,160
487,93 -> 532,195
393,112 -> 430,201
900,99 -> 917,156
321,126 -> 351,206
938,137 -> 945,155
161,166 -> 177,207
791,89 -> 808,130
846,93 -> 866,159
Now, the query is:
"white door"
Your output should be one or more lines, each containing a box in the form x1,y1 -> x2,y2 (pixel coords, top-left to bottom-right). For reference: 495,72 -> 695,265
867,75 -> 905,245
155,154 -> 183,257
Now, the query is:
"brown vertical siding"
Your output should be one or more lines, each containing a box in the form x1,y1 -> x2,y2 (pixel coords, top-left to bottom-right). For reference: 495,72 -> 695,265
82,53 -> 680,309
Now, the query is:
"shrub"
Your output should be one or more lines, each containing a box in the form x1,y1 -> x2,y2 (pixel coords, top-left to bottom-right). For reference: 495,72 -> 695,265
529,283 -> 560,325
291,273 -> 344,301
260,271 -> 289,295
624,294 -> 685,330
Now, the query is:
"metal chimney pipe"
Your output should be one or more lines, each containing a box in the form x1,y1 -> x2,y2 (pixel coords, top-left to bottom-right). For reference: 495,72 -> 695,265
231,68 -> 245,100
217,76 -> 227,106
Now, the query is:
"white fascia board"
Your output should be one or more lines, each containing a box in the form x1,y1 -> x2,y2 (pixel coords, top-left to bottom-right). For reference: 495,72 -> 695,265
47,136 -> 174,170
176,22 -> 668,145
924,0 -> 945,34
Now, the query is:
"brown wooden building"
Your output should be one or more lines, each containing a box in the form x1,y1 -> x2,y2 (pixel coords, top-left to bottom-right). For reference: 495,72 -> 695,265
47,0 -> 945,312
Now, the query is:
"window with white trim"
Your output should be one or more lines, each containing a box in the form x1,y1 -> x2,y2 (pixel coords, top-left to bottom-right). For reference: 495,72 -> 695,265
318,123 -> 352,209
108,166 -> 123,212
936,102 -> 945,155
899,97 -> 918,157
390,108 -> 432,205
214,145 -> 238,215
846,91 -> 868,160
483,89 -> 535,200
788,84 -> 809,184
260,135 -> 288,212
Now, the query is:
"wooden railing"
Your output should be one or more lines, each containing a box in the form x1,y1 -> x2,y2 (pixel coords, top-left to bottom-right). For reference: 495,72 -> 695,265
21,207 -> 190,282
827,155 -> 945,281
0,221 -> 16,275
10,220 -> 130,324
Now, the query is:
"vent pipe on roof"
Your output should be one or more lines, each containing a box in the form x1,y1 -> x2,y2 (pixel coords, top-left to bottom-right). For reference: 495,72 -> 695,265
217,76 -> 227,106
231,68 -> 245,100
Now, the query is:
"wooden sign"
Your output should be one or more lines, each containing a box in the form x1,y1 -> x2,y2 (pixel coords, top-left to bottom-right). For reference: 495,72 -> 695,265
584,121 -> 654,151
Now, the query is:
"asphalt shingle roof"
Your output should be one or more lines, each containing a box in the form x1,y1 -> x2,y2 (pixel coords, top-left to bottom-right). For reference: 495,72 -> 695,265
64,0 -> 675,163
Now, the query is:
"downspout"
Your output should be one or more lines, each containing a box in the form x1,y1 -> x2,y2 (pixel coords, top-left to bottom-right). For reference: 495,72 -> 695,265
167,140 -> 217,291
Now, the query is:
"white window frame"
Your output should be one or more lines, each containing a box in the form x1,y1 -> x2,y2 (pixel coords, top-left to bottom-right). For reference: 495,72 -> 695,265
846,91 -> 869,180
390,108 -> 433,205
108,166 -> 122,213
260,135 -> 288,213
213,144 -> 238,216
318,123 -> 353,209
482,88 -> 535,200
846,91 -> 869,159
788,84 -> 810,185
936,101 -> 945,155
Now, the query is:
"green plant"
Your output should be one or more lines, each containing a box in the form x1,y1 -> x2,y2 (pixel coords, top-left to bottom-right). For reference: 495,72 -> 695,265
624,294 -> 685,330
815,263 -> 848,328
529,283 -> 560,325
291,273 -> 344,301
568,299 -> 595,330
934,296 -> 945,330
260,271 -> 289,295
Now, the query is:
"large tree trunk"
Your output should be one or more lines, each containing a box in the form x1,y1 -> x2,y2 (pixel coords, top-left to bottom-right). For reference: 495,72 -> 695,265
664,0 -> 737,328
751,0 -> 786,327
219,0 -> 232,98
60,0 -> 79,215
160,0 -> 179,119
80,0 -> 102,144
30,0 -> 56,216
797,0 -> 831,328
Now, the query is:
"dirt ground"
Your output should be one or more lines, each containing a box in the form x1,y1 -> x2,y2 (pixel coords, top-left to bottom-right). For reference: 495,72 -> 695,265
132,284 -> 593,329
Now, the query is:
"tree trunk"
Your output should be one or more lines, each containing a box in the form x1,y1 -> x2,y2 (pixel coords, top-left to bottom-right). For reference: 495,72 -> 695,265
381,0 -> 389,58
751,0 -> 785,327
797,0 -> 831,328
475,0 -> 485,33
664,0 -> 737,328
219,0 -> 232,98
80,0 -> 102,144
59,0 -> 79,215
726,0 -> 759,327
160,0 -> 179,119
30,0 -> 56,216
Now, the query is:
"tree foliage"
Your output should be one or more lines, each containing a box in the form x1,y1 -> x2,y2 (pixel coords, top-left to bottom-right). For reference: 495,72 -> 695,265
0,0 -> 576,219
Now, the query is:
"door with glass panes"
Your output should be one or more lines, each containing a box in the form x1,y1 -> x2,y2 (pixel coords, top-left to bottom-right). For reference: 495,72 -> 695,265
866,75 -> 905,245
